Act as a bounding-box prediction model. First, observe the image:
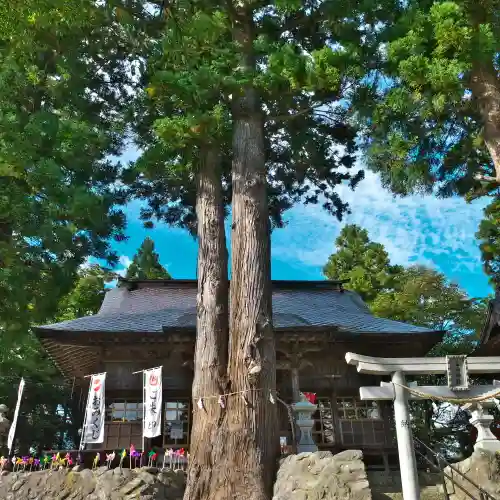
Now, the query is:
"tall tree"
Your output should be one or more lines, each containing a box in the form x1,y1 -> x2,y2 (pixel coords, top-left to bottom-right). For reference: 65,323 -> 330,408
323,224 -> 403,301
355,0 -> 500,200
125,237 -> 171,280
126,2 -> 382,498
0,0 -> 136,340
0,0 -> 142,455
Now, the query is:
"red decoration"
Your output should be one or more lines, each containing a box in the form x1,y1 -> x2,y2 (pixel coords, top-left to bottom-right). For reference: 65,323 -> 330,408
303,392 -> 317,404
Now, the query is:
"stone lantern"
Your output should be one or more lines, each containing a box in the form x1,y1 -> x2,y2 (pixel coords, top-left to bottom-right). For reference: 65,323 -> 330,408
463,400 -> 500,453
291,393 -> 318,453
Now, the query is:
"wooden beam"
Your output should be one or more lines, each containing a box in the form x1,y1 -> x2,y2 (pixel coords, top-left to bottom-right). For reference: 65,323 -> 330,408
346,352 -> 500,375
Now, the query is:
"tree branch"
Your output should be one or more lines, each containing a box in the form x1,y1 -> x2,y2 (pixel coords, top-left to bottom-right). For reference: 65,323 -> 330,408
266,103 -> 321,123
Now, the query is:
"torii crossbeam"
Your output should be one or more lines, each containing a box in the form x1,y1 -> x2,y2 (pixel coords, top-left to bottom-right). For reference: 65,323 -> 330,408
345,352 -> 500,500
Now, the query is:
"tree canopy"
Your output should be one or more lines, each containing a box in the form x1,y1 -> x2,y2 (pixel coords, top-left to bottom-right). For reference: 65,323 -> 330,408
323,224 -> 403,302
125,237 -> 171,280
356,0 -> 500,201
0,0 -> 133,340
124,1 -> 378,234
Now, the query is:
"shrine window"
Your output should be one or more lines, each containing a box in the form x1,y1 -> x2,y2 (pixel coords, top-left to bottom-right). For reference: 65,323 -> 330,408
312,397 -> 335,445
337,398 -> 381,420
337,398 -> 386,446
106,400 -> 143,422
163,400 -> 190,448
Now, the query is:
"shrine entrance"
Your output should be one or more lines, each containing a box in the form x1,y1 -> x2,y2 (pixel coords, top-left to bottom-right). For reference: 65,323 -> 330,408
345,352 -> 500,500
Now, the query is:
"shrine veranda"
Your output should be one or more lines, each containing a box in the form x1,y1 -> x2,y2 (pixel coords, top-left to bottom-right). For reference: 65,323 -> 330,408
33,278 -> 499,471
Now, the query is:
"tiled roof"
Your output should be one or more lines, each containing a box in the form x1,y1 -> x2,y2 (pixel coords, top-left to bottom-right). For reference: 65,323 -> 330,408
37,281 -> 437,335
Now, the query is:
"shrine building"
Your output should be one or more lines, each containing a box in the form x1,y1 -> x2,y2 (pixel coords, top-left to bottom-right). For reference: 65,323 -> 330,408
34,278 -> 443,467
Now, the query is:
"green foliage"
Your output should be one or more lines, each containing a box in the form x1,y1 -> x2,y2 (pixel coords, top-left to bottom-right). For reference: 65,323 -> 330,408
477,198 -> 500,286
0,0 -> 137,338
371,266 -> 486,334
125,237 -> 171,280
0,0 -> 147,454
354,0 -> 499,199
125,0 -> 380,233
323,224 -> 403,301
55,264 -> 117,321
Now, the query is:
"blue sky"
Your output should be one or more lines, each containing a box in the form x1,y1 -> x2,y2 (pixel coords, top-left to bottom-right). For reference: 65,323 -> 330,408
109,148 -> 492,299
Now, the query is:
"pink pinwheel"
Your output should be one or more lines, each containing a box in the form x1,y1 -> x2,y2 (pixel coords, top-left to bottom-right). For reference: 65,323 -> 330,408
105,451 -> 115,469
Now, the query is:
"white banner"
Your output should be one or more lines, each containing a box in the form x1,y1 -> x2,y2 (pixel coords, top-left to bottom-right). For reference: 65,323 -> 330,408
7,378 -> 25,454
82,372 -> 106,445
143,366 -> 162,438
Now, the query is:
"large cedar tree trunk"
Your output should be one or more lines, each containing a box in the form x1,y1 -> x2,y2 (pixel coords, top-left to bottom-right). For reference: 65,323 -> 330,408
471,64 -> 500,181
206,7 -> 279,499
183,147 -> 229,500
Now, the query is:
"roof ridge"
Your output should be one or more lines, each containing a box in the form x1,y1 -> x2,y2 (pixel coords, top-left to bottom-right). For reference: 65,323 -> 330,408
118,278 -> 349,290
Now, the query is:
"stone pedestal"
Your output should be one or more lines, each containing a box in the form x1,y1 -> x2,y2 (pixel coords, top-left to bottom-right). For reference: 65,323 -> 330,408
291,400 -> 318,453
463,400 -> 500,452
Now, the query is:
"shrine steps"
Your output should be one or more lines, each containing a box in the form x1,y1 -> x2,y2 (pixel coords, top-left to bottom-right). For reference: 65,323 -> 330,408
367,471 -> 445,500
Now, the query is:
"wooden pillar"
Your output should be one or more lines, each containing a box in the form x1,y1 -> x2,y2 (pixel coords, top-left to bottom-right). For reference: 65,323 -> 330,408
291,367 -> 300,402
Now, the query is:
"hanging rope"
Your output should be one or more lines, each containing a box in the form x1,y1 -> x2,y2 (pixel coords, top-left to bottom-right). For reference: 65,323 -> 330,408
193,388 -> 264,401
394,382 -> 500,405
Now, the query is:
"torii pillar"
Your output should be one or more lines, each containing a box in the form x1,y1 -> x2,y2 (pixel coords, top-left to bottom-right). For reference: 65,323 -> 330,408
345,352 -> 500,500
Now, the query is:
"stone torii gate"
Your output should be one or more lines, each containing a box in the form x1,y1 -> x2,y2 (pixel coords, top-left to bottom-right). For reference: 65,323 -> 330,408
345,352 -> 500,500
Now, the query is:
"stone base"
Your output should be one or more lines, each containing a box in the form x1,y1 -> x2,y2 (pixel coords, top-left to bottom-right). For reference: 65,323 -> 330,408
474,439 -> 500,453
0,466 -> 186,500
444,450 -> 500,500
273,450 -> 372,500
296,443 -> 318,453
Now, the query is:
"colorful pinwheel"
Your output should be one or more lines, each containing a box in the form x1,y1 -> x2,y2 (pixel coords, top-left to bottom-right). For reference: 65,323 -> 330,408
92,452 -> 100,470
119,449 -> 126,469
106,451 -> 115,469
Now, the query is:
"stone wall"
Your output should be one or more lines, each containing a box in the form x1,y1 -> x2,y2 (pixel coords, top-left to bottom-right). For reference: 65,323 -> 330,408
273,450 -> 372,500
0,466 -> 185,500
444,450 -> 500,499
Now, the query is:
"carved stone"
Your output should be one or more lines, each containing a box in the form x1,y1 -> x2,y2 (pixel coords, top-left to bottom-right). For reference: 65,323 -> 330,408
292,398 -> 318,453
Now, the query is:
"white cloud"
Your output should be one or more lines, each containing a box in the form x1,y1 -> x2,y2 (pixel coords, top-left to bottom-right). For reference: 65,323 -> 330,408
116,255 -> 132,277
79,256 -> 99,270
273,169 -> 488,284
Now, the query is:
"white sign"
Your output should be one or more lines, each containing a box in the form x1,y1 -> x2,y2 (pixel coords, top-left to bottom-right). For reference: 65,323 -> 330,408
82,373 -> 106,445
143,367 -> 162,438
7,378 -> 25,454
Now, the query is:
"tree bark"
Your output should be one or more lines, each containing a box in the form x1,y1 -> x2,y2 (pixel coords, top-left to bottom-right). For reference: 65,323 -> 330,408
183,146 -> 229,500
204,6 -> 279,499
471,64 -> 500,182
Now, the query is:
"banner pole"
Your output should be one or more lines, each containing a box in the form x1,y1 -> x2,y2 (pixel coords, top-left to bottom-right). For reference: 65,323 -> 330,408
7,378 -> 25,457
79,377 -> 93,451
